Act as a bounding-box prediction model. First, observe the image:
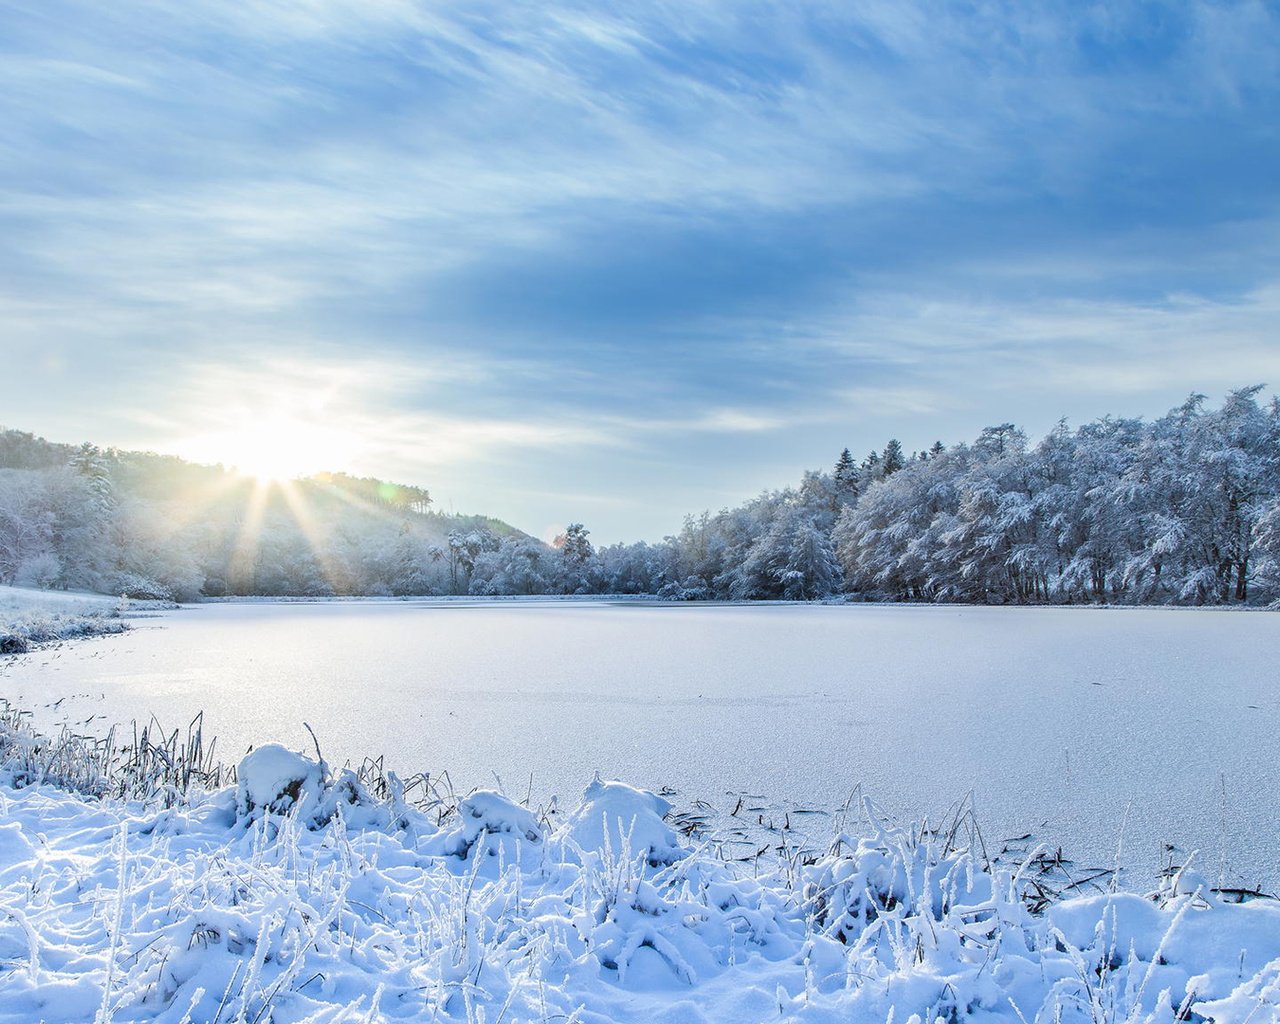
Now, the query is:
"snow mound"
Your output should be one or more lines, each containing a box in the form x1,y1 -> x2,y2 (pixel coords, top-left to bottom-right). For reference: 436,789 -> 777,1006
444,789 -> 544,860
235,743 -> 323,819
566,776 -> 684,866
0,821 -> 34,875
235,744 -> 405,831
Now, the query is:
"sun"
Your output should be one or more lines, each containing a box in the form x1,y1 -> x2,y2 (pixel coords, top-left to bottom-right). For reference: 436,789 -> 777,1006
183,415 -> 354,482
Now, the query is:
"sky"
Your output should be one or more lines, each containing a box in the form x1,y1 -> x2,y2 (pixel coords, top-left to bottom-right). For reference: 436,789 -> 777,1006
2,1 -> 1279,543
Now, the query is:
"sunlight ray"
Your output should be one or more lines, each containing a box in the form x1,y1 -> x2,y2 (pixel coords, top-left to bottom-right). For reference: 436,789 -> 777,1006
309,476 -> 415,528
226,477 -> 271,592
276,479 -> 346,594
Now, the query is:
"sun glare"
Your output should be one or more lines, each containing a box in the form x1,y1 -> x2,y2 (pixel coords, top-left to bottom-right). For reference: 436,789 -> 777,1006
184,416 -> 355,482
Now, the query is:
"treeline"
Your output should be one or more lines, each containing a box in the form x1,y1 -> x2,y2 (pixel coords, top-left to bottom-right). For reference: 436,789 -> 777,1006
4,386 -> 1279,605
369,386 -> 1280,606
582,386 -> 1279,606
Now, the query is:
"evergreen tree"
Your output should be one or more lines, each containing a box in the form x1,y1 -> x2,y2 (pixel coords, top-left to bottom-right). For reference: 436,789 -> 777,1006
70,442 -> 115,515
881,439 -> 906,475
833,448 -> 860,504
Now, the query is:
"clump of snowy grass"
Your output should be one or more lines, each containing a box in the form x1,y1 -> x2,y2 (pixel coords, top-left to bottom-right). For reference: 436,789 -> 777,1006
0,703 -> 228,802
0,711 -> 1277,1024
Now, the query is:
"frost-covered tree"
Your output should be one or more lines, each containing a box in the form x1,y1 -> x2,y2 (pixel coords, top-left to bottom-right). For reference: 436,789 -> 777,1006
833,448 -> 860,505
470,536 -> 552,596
554,523 -> 602,594
0,469 -> 53,585
834,448 -> 966,600
780,514 -> 842,600
1114,389 -> 1278,603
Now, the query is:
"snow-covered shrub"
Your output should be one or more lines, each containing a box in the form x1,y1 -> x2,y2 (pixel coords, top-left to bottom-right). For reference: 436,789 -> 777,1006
566,776 -> 685,867
235,743 -> 325,820
104,570 -> 174,602
571,842 -> 795,988
802,800 -> 1012,945
235,743 -> 410,832
656,575 -> 711,601
440,789 -> 544,861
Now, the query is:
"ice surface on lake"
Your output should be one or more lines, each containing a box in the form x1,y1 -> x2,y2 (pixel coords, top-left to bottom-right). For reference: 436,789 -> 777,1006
2,599 -> 1278,889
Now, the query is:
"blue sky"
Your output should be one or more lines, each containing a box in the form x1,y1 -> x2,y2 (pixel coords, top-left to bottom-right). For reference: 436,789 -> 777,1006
3,1 -> 1279,542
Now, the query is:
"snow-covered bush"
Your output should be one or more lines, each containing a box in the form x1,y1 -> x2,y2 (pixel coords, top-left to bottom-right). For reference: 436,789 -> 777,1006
566,776 -> 685,867
440,789 -> 544,861
104,570 -> 174,602
235,742 -> 413,833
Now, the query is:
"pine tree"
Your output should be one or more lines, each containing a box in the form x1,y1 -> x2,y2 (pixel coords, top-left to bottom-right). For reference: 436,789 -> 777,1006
833,448 -> 860,504
882,439 -> 906,475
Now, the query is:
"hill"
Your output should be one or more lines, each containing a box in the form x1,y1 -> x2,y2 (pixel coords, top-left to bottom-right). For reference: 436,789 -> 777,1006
0,428 -> 532,599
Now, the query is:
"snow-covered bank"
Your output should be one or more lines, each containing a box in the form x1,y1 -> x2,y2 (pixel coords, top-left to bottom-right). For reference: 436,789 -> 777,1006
0,585 -> 132,654
0,715 -> 1276,1023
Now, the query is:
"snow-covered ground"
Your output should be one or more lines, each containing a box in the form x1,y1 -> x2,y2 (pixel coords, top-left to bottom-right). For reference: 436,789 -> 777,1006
0,585 -> 131,654
3,600 -> 1278,893
1,708 -> 1278,1024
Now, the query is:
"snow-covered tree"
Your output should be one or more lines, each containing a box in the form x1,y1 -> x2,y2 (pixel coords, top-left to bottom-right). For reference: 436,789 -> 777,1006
780,514 -> 842,599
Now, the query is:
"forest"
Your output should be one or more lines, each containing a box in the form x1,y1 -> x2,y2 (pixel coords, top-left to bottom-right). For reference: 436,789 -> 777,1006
2,386 -> 1278,605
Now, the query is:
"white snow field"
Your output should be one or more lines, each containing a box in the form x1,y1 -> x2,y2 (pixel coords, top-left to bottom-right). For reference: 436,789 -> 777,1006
1,712 -> 1278,1024
1,598 -> 1278,897
0,585 -> 135,654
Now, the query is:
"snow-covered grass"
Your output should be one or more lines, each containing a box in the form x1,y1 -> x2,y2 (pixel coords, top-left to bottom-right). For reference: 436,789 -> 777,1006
0,585 -> 130,654
0,583 -> 183,655
0,709 -> 1277,1024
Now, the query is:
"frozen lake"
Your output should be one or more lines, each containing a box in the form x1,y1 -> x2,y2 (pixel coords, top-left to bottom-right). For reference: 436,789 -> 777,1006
3,599 -> 1278,890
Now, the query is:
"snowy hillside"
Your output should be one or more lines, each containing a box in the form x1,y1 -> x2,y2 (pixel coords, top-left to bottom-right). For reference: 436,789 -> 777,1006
0,711 -> 1276,1023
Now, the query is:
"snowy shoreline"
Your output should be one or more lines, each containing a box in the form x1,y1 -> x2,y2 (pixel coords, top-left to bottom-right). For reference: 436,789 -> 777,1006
176,591 -> 1280,612
1,707 -> 1279,1022
0,585 -> 186,655
0,586 -> 130,654
6,584 -> 1277,622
